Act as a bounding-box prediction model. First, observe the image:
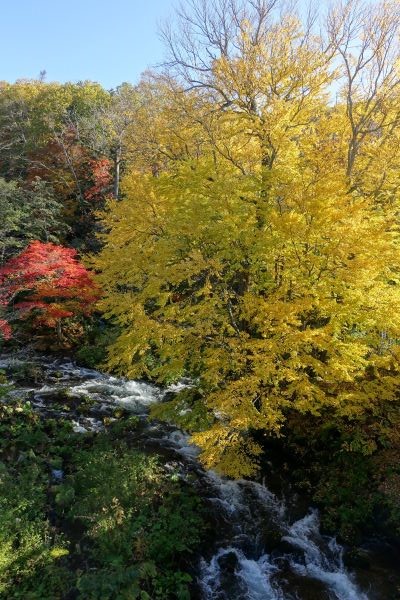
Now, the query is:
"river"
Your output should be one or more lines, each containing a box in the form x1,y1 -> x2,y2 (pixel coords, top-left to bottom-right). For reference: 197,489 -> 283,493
1,355 -> 399,599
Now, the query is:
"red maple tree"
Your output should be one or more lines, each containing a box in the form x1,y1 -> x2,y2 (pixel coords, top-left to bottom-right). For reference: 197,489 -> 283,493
0,241 -> 99,339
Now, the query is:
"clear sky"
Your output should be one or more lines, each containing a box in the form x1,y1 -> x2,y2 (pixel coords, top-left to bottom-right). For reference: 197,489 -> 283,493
0,0 -> 177,89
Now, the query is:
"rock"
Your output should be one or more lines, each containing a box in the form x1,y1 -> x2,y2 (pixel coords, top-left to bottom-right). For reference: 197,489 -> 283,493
217,551 -> 239,573
51,469 -> 64,482
49,371 -> 63,379
261,527 -> 285,553
274,538 -> 305,562
275,570 -> 331,600
343,547 -> 371,570
161,391 -> 178,403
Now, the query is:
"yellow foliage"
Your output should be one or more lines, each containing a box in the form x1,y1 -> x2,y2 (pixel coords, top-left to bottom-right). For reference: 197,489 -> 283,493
93,0 -> 400,477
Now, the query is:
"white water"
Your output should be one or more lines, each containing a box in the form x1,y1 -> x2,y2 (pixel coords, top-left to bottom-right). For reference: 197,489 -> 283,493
1,356 -> 371,600
283,512 -> 368,600
198,473 -> 369,600
200,548 -> 285,600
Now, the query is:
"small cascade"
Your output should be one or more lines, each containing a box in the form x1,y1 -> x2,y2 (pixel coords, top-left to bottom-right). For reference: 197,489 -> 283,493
197,474 -> 369,600
282,511 -> 368,600
1,355 -> 397,599
200,548 -> 284,600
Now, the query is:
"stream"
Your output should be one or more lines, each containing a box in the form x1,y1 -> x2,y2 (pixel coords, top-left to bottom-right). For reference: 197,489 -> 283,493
1,355 -> 399,600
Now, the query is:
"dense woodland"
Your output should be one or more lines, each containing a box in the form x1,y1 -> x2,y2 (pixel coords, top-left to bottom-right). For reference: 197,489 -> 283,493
1,0 -> 400,598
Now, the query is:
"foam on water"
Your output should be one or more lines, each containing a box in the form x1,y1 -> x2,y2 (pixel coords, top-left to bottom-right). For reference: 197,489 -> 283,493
69,378 -> 161,412
200,547 -> 285,600
198,470 -> 369,600
283,511 -> 369,600
0,356 -> 373,599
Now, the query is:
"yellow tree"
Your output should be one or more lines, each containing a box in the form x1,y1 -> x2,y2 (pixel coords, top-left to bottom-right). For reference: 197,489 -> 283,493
94,0 -> 400,476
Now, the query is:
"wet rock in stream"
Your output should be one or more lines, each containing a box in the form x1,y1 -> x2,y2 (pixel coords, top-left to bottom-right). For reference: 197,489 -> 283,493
1,353 -> 400,600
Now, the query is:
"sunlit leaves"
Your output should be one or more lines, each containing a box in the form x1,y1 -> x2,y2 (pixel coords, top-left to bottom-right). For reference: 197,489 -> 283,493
0,241 -> 99,338
93,0 -> 400,476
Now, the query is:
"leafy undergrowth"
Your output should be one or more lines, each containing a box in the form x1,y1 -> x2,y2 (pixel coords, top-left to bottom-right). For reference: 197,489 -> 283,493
0,393 -> 205,599
282,409 -> 400,543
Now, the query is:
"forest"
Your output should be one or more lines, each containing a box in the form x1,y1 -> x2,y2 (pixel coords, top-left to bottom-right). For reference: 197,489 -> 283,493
1,0 -> 400,598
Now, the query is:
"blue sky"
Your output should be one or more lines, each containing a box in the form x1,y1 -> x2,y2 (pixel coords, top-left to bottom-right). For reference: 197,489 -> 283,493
1,0 -> 177,89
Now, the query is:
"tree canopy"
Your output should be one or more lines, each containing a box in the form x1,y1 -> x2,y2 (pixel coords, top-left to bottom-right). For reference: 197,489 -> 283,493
0,241 -> 99,340
94,0 -> 400,475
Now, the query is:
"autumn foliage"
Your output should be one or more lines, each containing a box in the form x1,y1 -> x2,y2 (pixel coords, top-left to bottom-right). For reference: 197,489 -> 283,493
94,0 -> 400,476
84,158 -> 113,202
0,241 -> 99,339
27,135 -> 113,204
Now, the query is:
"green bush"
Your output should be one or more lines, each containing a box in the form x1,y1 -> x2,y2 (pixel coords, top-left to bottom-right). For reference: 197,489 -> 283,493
75,319 -> 117,369
0,402 -> 72,599
0,397 -> 206,599
151,387 -> 214,433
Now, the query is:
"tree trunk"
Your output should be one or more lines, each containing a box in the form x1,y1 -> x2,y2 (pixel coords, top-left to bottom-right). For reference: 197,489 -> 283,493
114,145 -> 121,200
56,320 -> 62,343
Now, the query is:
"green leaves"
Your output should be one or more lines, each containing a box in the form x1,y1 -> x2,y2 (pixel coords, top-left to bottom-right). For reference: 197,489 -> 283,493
0,400 -> 205,599
0,178 -> 66,264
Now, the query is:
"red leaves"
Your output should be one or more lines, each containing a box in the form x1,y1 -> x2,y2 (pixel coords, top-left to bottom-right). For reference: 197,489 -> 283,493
0,320 -> 12,340
84,158 -> 112,202
0,241 -> 99,338
27,135 -> 112,205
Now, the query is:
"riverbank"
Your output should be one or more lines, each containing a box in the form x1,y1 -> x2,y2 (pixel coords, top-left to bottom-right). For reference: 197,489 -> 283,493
1,354 -> 399,599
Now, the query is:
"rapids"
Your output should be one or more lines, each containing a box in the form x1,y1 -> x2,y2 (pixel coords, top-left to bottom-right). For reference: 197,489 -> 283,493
1,355 -> 398,600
